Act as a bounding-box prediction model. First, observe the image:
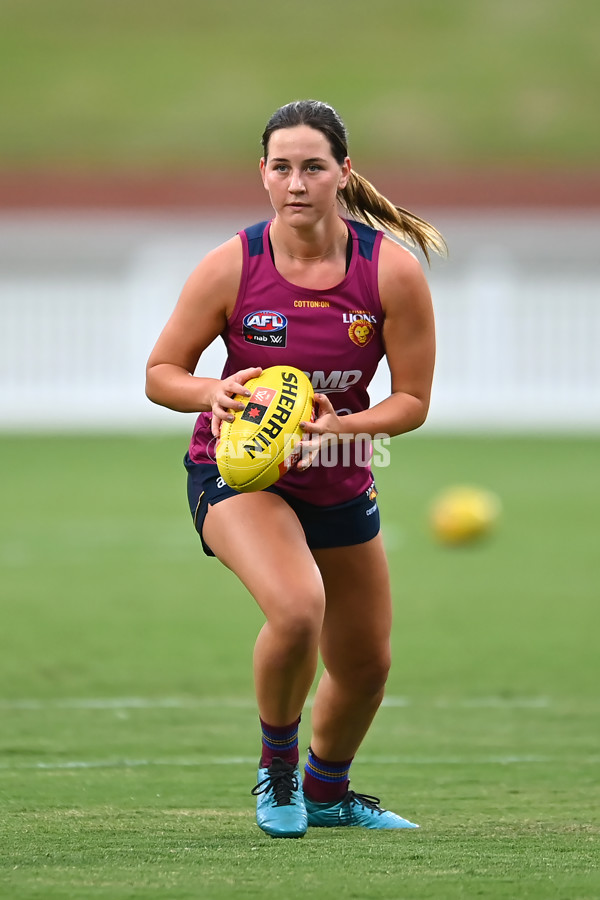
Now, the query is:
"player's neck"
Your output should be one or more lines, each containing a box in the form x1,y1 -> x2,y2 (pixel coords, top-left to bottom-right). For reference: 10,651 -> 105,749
270,220 -> 347,263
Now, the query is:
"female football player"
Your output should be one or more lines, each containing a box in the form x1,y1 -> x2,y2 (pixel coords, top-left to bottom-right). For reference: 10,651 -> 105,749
146,99 -> 446,837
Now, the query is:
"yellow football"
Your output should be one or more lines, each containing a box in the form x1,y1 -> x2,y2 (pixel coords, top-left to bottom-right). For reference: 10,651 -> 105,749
429,485 -> 502,545
216,365 -> 314,492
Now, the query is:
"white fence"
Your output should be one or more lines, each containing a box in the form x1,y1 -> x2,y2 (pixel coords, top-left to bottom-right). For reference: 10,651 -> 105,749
1,210 -> 599,432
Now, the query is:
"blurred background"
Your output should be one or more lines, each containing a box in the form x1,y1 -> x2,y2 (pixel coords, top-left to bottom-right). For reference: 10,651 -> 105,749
1,5 -> 599,887
2,10 -> 599,894
1,0 -> 599,433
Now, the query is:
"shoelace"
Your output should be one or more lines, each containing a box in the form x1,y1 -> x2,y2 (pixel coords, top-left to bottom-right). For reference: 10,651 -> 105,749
251,763 -> 300,807
341,791 -> 385,817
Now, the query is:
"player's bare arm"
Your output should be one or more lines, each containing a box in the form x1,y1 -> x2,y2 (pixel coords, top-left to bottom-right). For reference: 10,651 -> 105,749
301,238 -> 435,442
145,237 -> 261,416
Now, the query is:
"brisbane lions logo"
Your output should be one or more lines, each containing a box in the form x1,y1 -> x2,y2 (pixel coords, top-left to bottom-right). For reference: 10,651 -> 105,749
348,319 -> 375,347
343,310 -> 376,348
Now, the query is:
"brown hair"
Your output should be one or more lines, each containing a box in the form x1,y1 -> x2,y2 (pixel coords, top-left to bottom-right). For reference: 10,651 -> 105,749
261,100 -> 447,263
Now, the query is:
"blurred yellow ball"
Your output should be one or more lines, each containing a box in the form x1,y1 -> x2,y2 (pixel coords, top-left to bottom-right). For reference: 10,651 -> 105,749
429,485 -> 501,545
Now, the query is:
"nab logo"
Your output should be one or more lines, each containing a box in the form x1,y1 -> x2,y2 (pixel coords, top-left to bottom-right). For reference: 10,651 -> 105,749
243,310 -> 288,348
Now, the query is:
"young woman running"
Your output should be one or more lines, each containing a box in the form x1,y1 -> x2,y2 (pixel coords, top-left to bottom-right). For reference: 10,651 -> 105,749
146,99 -> 446,838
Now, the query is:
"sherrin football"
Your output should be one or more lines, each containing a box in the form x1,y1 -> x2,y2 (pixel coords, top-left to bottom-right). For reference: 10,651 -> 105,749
429,485 -> 502,545
216,365 -> 314,492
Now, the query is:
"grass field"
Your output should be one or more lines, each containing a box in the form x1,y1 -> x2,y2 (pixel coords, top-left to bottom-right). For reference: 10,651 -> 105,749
2,0 -> 599,169
1,432 -> 598,899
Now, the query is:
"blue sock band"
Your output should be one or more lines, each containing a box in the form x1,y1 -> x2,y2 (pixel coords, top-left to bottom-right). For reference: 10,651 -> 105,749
260,716 -> 300,766
305,746 -> 352,784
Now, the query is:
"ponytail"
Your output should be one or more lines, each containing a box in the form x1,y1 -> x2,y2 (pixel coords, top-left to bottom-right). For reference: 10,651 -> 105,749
340,170 -> 447,264
261,100 -> 447,263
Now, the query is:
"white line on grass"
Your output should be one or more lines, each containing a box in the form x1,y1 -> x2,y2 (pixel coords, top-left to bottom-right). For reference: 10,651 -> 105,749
0,695 -> 553,711
0,697 -> 258,710
1,754 -> 599,772
436,697 -> 552,709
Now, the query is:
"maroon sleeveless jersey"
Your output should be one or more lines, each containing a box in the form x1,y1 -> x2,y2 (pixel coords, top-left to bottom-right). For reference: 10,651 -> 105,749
188,218 -> 385,505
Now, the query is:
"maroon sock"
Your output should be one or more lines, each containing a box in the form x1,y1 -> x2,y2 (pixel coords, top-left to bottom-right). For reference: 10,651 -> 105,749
259,716 -> 301,767
303,746 -> 353,803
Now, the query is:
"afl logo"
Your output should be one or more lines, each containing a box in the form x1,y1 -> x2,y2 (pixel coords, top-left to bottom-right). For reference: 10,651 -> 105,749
243,310 -> 288,347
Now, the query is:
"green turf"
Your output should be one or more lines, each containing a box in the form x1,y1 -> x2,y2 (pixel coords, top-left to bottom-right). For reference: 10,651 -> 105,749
1,433 -> 598,899
2,0 -> 599,169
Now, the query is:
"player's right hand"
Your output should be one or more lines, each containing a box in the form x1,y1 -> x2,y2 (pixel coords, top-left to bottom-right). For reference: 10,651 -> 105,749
210,367 -> 263,438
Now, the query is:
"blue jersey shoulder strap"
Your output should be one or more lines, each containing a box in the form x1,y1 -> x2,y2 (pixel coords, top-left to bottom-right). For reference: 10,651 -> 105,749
243,221 -> 269,257
349,219 -> 379,261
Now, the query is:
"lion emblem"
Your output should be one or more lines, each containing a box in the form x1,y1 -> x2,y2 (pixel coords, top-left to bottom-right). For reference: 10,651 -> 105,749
348,320 -> 374,347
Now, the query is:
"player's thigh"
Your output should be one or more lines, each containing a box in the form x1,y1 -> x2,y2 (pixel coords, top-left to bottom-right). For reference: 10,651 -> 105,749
203,491 -> 325,625
312,533 -> 392,670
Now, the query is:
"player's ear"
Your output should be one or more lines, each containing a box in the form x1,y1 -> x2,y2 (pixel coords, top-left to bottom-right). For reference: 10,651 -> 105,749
260,157 -> 268,190
338,157 -> 351,190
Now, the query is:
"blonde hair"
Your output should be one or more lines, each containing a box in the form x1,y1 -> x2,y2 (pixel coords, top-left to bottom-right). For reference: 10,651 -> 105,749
262,99 -> 447,264
341,170 -> 447,264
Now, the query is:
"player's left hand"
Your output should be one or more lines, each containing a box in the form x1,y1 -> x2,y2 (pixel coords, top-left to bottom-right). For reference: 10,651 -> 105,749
297,393 -> 342,471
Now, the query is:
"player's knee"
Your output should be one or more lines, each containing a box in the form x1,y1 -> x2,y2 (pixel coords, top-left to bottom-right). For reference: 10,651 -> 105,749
361,655 -> 391,695
286,597 -> 325,646
339,649 -> 391,696
270,586 -> 325,649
